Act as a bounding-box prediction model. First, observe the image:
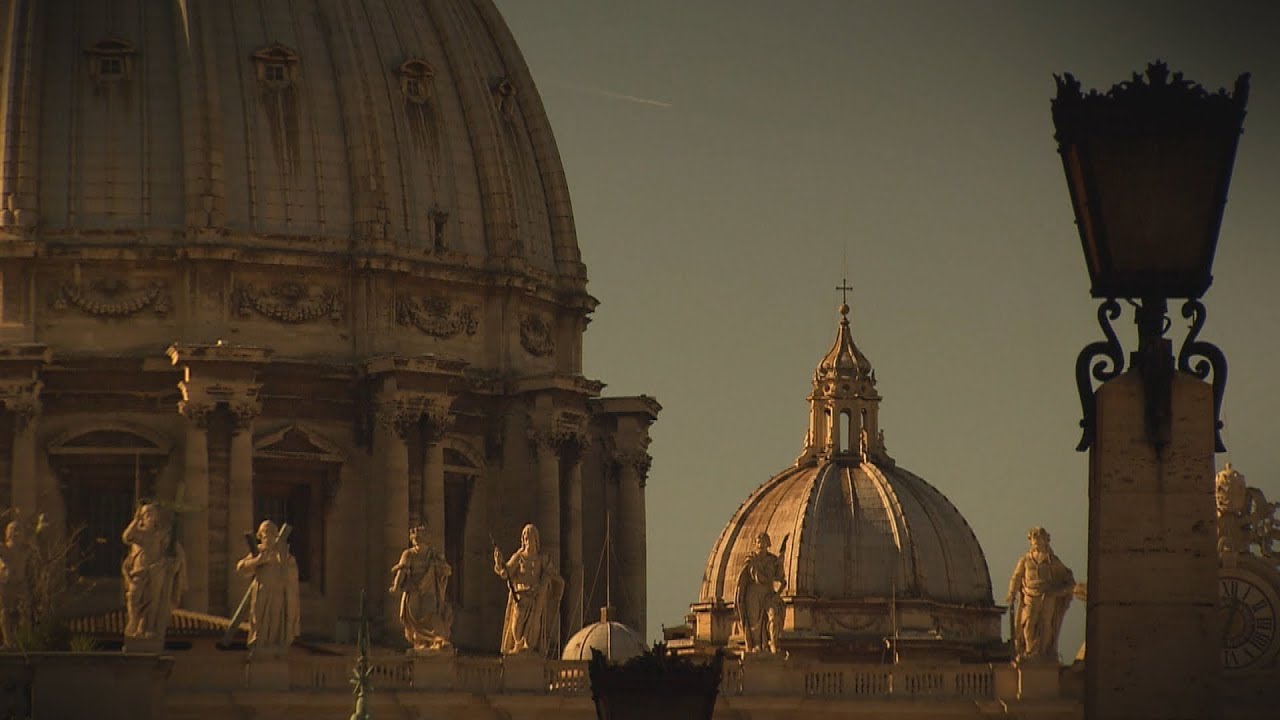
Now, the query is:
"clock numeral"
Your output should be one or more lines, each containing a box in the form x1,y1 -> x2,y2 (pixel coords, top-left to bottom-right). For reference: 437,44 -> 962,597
1256,617 -> 1274,632
1225,579 -> 1240,598
1250,599 -> 1271,613
1247,634 -> 1268,652
1225,649 -> 1240,668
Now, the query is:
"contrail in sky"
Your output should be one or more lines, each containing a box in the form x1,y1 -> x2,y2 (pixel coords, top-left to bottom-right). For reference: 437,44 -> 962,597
582,86 -> 673,108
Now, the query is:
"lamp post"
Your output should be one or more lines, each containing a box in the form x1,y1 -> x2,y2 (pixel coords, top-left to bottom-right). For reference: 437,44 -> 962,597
1052,62 -> 1249,720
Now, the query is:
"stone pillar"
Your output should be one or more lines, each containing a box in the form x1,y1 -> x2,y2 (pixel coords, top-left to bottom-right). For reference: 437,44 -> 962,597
421,406 -> 454,553
226,400 -> 259,613
533,436 -> 560,567
562,444 -> 584,635
1085,370 -> 1217,720
374,395 -> 414,628
179,402 -> 212,613
614,449 -> 650,638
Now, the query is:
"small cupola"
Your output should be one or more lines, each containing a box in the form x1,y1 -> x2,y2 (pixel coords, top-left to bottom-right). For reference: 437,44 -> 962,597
798,292 -> 887,465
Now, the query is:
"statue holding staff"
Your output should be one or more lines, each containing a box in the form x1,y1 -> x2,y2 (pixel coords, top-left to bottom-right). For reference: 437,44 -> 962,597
235,520 -> 300,655
492,523 -> 563,655
1006,526 -> 1075,662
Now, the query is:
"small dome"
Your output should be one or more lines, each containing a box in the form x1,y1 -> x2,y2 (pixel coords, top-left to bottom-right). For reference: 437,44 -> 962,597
562,607 -> 647,662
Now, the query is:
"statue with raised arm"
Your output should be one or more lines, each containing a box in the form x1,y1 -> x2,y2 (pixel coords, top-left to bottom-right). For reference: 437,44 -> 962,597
492,523 -> 563,655
122,503 -> 187,647
235,520 -> 300,655
390,525 -> 454,652
734,531 -> 786,654
1006,526 -> 1075,662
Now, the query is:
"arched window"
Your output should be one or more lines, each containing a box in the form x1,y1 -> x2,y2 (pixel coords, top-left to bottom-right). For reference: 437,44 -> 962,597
48,426 -> 172,578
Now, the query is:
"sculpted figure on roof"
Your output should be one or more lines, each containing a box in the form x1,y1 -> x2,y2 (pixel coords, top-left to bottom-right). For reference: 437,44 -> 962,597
735,532 -> 787,654
1006,527 -> 1074,662
122,503 -> 187,649
390,525 -> 454,652
493,523 -> 563,655
235,520 -> 301,656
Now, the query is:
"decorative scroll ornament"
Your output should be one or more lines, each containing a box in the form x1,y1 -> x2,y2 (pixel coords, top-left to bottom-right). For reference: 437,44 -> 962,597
236,282 -> 343,324
395,294 -> 478,338
1177,299 -> 1228,453
519,314 -> 555,357
52,277 -> 171,318
1074,299 -> 1124,451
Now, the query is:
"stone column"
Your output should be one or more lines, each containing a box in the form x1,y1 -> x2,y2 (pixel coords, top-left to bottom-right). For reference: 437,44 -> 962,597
374,395 -> 415,627
613,449 -> 650,638
532,434 -> 561,567
178,401 -> 212,613
1085,371 -> 1217,720
421,405 -> 455,553
562,444 -> 584,635
226,399 -> 259,613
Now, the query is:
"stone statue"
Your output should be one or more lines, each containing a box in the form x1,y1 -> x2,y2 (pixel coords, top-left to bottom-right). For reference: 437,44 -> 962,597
1215,463 -> 1280,567
0,519 -> 34,647
235,520 -> 301,655
492,523 -> 563,655
390,525 -> 454,652
122,503 -> 187,647
734,531 -> 786,654
1006,527 -> 1074,662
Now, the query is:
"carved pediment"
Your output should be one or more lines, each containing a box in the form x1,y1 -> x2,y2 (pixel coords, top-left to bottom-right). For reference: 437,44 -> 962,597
48,424 -> 172,456
254,424 -> 344,462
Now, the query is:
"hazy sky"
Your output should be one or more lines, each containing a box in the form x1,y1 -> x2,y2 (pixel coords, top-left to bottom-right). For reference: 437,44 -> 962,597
495,0 -> 1280,656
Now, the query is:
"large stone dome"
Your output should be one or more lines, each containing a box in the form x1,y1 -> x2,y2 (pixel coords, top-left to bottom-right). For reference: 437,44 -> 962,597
0,0 -> 590,362
0,1 -> 659,654
689,304 -> 1000,659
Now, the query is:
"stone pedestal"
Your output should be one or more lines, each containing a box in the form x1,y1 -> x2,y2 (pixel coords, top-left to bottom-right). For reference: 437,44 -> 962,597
244,656 -> 290,690
1085,371 -> 1218,720
412,651 -> 457,690
1015,659 -> 1061,700
501,652 -> 548,693
122,637 -> 165,654
993,663 -> 1019,701
738,653 -> 792,695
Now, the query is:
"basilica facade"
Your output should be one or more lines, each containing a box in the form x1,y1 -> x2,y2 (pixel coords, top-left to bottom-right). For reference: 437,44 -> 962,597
0,0 -> 655,652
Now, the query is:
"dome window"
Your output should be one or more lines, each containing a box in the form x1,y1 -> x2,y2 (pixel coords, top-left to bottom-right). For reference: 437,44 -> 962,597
252,43 -> 300,90
397,59 -> 435,104
86,37 -> 135,85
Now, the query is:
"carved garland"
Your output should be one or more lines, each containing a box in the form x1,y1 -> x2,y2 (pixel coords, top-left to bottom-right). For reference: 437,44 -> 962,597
519,314 -> 554,357
236,282 -> 342,324
52,278 -> 171,317
395,294 -> 478,338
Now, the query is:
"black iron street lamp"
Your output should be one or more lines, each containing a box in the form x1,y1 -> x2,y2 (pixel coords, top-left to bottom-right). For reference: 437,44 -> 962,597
1052,61 -> 1249,452
588,646 -> 723,720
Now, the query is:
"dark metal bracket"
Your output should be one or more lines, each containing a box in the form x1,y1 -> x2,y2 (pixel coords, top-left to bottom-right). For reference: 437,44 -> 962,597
1075,299 -> 1125,451
1177,299 -> 1228,452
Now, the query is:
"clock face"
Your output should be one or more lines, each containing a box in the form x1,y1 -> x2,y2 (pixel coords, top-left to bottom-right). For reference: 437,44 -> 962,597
1218,570 -> 1279,671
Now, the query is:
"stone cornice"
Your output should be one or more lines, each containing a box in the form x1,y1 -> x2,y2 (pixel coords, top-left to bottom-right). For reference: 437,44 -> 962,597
513,374 -> 605,399
590,395 -> 662,422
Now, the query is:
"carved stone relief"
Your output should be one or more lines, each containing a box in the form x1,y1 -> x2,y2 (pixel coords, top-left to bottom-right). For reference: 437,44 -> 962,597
50,276 -> 171,318
519,314 -> 555,357
235,281 -> 343,324
395,294 -> 478,339
492,76 -> 517,121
